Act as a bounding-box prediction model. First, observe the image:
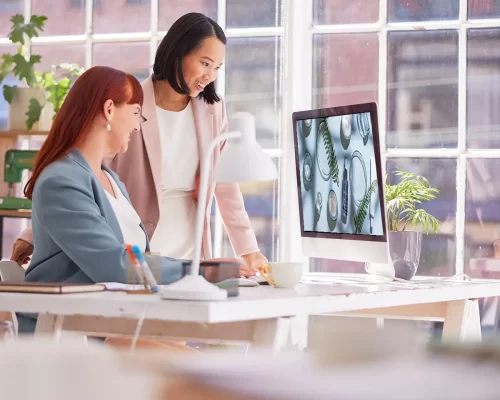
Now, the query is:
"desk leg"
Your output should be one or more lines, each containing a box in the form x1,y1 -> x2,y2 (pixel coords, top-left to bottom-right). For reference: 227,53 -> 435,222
442,299 -> 482,343
251,317 -> 292,352
35,313 -> 65,342
0,216 -> 4,260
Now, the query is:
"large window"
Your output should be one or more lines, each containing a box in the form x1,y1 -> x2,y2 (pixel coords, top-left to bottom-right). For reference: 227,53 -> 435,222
0,0 -> 283,261
2,1 -> 500,277
310,0 -> 500,278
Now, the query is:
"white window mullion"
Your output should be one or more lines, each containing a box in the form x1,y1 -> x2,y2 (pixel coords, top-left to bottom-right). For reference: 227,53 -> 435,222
311,23 -> 381,34
23,0 -> 31,59
455,0 -> 469,275
85,0 -> 93,69
225,27 -> 284,37
278,0 -> 312,265
379,0 -> 388,179
212,0 -> 227,258
24,0 -> 30,21
150,0 -> 159,74
313,20 -> 500,36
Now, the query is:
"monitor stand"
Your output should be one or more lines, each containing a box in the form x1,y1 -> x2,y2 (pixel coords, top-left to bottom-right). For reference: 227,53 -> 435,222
364,262 -> 395,282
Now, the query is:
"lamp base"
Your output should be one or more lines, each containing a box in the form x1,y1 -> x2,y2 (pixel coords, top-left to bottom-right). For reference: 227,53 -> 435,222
160,275 -> 228,301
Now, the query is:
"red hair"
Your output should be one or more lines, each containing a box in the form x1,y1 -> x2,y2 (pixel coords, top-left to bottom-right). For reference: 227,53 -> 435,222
24,66 -> 143,199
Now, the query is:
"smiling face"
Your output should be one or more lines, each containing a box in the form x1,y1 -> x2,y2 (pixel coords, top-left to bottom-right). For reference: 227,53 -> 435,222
105,101 -> 144,153
181,36 -> 225,97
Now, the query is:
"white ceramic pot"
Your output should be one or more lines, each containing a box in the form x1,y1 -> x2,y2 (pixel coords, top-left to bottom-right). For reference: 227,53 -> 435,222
8,87 -> 54,131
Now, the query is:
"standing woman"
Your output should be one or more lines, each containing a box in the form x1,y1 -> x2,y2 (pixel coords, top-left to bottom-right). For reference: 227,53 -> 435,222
11,12 -> 267,275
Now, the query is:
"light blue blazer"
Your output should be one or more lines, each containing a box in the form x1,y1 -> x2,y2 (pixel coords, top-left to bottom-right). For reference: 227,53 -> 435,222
19,149 -> 185,333
25,149 -> 185,284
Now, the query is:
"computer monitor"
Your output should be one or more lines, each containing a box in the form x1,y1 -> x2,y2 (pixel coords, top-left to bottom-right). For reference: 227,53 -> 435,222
292,102 -> 389,264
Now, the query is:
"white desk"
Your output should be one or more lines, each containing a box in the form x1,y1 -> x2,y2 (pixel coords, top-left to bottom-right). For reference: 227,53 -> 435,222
2,279 -> 500,349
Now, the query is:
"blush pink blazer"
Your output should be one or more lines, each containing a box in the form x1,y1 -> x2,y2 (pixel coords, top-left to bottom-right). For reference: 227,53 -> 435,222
19,76 -> 259,259
108,76 -> 259,258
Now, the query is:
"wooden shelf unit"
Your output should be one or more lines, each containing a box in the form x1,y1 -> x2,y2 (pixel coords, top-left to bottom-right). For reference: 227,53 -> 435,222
0,130 -> 49,138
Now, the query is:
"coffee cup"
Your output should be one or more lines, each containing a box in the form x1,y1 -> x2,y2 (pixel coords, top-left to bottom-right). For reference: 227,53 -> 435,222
259,262 -> 304,288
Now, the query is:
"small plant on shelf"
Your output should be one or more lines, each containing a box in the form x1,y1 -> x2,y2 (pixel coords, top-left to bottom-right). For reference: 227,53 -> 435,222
0,14 -> 83,129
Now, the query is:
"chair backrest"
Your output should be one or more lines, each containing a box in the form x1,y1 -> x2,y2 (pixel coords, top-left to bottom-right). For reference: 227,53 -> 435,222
0,261 -> 25,282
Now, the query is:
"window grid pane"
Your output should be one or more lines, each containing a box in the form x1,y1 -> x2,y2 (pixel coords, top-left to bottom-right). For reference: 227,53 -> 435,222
0,1 -> 284,262
311,1 -> 500,278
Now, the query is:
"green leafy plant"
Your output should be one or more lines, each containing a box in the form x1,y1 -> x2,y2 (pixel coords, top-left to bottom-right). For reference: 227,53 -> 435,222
354,180 -> 378,234
0,14 -> 83,129
318,118 -> 340,185
385,169 -> 440,234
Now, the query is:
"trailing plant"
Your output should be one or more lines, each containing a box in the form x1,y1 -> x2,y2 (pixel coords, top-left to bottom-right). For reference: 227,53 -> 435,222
318,118 -> 339,185
0,14 -> 83,129
354,179 -> 378,234
385,169 -> 440,234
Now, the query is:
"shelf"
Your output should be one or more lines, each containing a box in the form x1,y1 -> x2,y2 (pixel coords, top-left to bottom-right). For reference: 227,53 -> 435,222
0,209 -> 32,218
0,130 -> 49,138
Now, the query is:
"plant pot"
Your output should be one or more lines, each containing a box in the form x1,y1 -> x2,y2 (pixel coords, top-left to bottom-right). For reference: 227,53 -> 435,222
8,87 -> 54,131
389,231 -> 422,280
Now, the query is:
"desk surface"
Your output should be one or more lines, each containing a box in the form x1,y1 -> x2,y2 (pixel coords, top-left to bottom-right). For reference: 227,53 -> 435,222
2,279 -> 500,323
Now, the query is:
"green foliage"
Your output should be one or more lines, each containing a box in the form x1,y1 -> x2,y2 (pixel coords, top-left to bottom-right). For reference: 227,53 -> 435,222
354,180 -> 378,234
319,118 -> 340,185
3,85 -> 16,104
25,98 -> 43,130
8,14 -> 46,45
385,169 -> 440,234
36,64 -> 83,114
0,14 -> 83,129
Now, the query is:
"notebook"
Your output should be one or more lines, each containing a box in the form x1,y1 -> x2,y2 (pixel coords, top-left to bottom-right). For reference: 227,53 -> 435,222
0,282 -> 106,294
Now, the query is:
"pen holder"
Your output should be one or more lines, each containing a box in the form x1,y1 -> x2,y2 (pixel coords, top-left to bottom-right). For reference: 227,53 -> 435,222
125,254 -> 163,285
182,261 -> 240,297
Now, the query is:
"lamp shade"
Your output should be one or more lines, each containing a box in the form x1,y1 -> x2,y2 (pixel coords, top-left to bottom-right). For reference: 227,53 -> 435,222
214,112 -> 278,182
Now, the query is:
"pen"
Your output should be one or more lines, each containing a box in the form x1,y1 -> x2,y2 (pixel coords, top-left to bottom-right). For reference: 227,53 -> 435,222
126,244 -> 146,287
131,245 -> 159,293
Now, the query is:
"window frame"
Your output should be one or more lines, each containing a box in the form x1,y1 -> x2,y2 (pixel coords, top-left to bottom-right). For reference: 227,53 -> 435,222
0,0 -> 285,261
4,0 -> 500,271
300,0 -> 500,276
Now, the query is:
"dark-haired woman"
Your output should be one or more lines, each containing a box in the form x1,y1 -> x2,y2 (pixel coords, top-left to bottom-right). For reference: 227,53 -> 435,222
12,12 -> 267,276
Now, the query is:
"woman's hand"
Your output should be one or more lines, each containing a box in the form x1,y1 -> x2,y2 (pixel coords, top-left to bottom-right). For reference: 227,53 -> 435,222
10,239 -> 33,265
241,251 -> 268,277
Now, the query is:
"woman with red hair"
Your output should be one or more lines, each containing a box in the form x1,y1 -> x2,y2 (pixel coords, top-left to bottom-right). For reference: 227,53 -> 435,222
17,66 -> 217,336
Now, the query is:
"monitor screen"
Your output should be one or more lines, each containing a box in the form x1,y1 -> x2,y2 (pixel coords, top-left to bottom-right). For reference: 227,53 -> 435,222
293,103 -> 386,243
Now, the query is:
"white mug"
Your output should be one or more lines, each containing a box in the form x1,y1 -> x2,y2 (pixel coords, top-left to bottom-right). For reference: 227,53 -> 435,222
259,262 -> 304,288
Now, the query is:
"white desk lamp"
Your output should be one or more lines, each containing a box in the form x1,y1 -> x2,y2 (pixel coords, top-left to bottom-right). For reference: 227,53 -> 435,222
161,112 -> 278,300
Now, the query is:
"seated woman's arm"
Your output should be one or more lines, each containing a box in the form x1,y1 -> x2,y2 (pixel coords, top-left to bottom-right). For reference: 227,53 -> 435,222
36,174 -> 184,284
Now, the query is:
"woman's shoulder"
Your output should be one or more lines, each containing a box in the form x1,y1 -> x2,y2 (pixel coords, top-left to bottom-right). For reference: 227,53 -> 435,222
35,154 -> 93,193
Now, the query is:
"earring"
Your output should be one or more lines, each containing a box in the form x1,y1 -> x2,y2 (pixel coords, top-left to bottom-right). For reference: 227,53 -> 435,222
106,117 -> 111,132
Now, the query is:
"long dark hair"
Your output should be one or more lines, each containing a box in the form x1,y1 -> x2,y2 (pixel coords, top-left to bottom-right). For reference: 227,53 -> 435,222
152,12 -> 226,105
24,66 -> 143,199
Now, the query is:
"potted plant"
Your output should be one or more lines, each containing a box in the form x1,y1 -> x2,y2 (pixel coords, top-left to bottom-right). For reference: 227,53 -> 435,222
385,169 -> 441,279
0,14 -> 83,130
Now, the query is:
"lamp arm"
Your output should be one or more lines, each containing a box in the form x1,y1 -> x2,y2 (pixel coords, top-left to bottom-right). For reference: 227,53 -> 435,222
190,131 -> 241,276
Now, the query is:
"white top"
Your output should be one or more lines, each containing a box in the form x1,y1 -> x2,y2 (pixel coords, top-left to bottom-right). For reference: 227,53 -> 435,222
149,103 -> 199,258
103,171 -> 147,253
156,102 -> 199,191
